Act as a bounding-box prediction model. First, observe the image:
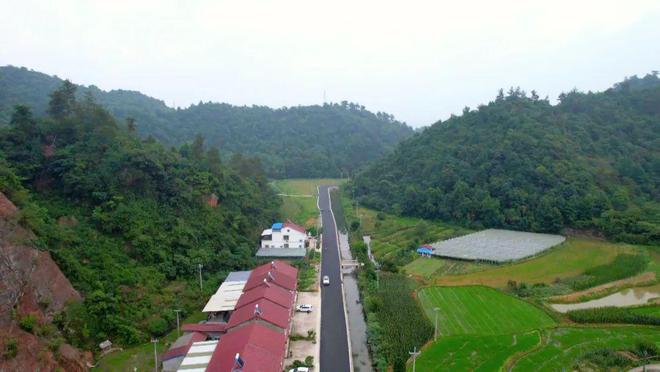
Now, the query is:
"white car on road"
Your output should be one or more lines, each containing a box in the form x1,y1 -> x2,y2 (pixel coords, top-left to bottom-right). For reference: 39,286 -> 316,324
322,275 -> 330,285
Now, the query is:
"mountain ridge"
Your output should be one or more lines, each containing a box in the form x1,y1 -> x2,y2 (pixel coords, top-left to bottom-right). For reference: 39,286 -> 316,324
0,65 -> 414,178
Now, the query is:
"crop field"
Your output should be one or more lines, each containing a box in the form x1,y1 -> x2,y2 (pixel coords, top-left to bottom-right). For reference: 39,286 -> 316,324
404,257 -> 491,278
411,332 -> 540,372
630,305 -> 660,317
339,193 -> 470,264
511,327 -> 660,371
271,178 -> 344,228
434,238 -> 634,288
404,258 -> 449,278
417,286 -> 555,336
429,229 -> 565,263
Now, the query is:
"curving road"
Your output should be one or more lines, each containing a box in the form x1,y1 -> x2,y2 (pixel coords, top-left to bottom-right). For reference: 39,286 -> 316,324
318,185 -> 351,372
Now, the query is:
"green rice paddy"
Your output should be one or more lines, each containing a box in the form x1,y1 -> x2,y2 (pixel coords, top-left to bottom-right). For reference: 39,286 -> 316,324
417,286 -> 555,336
411,332 -> 540,372
512,327 -> 660,371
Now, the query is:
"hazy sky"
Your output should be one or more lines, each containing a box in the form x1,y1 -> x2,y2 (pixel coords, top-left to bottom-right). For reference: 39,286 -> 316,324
2,0 -> 659,127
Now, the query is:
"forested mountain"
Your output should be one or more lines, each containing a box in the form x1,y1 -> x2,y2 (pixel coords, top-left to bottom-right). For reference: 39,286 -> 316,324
0,66 -> 413,178
0,81 -> 280,349
351,73 -> 660,244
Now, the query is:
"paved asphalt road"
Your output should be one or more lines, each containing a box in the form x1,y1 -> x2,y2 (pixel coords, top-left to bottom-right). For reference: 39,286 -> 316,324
319,185 -> 351,372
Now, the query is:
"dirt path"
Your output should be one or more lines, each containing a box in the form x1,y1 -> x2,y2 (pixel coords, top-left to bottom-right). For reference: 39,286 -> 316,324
549,272 -> 656,303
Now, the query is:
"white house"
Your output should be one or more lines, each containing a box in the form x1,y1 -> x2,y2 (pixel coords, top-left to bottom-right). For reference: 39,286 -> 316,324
260,221 -> 307,249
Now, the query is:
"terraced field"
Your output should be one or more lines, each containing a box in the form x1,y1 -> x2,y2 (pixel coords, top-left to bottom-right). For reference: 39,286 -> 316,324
511,327 -> 660,371
412,332 -> 540,372
417,286 -> 555,336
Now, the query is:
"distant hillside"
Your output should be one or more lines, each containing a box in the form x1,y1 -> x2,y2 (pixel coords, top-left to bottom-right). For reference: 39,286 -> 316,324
351,73 -> 660,244
0,66 -> 413,178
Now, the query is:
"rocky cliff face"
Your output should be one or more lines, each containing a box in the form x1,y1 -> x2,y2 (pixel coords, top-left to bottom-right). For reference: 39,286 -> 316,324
0,192 -> 91,371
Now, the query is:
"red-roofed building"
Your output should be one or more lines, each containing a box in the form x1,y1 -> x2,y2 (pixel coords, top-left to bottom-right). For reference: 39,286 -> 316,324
243,262 -> 297,292
206,323 -> 287,372
161,331 -> 208,371
235,284 -> 295,311
181,322 -> 228,334
227,298 -> 292,332
283,220 -> 306,234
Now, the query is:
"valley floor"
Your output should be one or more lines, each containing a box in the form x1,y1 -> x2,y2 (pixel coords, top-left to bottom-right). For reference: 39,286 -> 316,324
335,187 -> 660,372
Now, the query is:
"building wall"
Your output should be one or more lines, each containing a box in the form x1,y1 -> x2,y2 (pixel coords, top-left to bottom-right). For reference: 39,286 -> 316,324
261,228 -> 306,249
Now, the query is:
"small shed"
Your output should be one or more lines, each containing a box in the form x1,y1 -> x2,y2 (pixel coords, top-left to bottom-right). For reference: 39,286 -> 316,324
416,246 -> 434,257
99,340 -> 112,351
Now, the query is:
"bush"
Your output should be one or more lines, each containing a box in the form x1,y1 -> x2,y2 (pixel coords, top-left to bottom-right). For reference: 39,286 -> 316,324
3,338 -> 18,359
19,314 -> 37,333
147,317 -> 168,336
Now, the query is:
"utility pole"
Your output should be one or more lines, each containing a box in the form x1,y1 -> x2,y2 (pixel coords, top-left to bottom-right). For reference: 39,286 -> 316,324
151,338 -> 158,372
198,264 -> 203,292
433,307 -> 440,341
409,346 -> 421,372
174,309 -> 182,338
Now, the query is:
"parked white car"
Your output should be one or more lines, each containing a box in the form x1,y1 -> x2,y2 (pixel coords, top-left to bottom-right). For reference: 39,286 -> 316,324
322,275 -> 330,285
296,304 -> 313,313
289,367 -> 310,372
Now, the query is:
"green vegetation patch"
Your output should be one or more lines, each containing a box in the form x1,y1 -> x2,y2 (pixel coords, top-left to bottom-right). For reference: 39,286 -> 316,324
630,305 -> 660,318
570,253 -> 649,290
272,178 -> 344,228
368,273 -> 433,371
417,286 -> 555,336
411,332 -> 540,372
567,306 -> 660,326
512,327 -> 660,372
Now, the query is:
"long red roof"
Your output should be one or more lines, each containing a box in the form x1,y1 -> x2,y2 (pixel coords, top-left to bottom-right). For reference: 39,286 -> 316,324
227,298 -> 291,330
206,323 -> 286,372
235,284 -> 294,310
243,263 -> 297,292
181,322 -> 228,333
251,260 -> 298,279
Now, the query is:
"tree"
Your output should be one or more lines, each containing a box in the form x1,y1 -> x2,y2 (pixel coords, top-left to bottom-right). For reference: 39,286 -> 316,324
191,134 -> 205,162
126,117 -> 136,133
47,80 -> 77,120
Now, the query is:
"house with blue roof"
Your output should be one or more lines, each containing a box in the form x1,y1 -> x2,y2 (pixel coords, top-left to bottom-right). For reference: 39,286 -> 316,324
417,245 -> 434,257
256,221 -> 308,258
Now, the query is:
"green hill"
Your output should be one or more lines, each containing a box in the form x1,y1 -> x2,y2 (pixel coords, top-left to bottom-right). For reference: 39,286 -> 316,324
0,82 -> 279,349
351,73 -> 660,244
0,65 -> 413,178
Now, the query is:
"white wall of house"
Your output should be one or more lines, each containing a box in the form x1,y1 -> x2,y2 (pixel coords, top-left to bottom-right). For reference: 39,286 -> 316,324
261,227 -> 306,249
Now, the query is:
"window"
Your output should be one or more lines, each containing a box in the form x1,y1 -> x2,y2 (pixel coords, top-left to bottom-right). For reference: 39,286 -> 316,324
283,235 -> 289,241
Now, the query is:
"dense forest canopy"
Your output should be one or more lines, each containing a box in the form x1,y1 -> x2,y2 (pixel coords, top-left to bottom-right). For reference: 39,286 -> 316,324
0,81 -> 280,347
351,73 -> 660,244
0,66 -> 414,178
